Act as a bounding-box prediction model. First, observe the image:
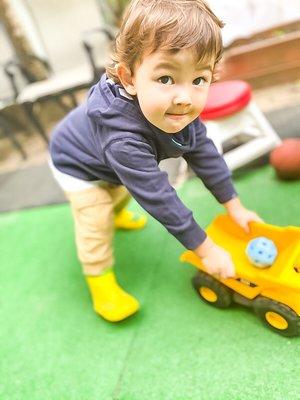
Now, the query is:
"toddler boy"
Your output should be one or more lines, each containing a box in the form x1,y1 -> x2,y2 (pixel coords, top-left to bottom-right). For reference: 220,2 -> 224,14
49,0 -> 262,322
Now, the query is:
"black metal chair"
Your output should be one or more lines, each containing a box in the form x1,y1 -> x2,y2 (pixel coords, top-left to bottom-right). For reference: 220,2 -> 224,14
3,44 -> 111,144
0,67 -> 37,160
1,27 -> 113,157
4,55 -> 87,142
81,26 -> 116,82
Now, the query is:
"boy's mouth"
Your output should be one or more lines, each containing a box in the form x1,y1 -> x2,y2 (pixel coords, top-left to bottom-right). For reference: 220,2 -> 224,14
165,113 -> 189,120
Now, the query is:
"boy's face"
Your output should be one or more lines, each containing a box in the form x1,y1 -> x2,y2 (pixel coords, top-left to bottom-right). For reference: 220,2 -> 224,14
119,48 -> 214,133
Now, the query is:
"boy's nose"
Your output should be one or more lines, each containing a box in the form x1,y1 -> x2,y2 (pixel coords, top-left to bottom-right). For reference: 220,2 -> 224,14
173,92 -> 192,106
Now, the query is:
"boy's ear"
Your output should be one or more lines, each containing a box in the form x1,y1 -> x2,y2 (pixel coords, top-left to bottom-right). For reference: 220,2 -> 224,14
116,63 -> 137,95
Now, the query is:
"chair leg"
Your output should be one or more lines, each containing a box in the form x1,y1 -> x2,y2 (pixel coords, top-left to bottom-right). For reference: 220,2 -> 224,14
68,92 -> 78,108
0,115 -> 27,159
248,101 -> 281,145
22,103 -> 49,144
204,101 -> 282,171
52,96 -> 73,113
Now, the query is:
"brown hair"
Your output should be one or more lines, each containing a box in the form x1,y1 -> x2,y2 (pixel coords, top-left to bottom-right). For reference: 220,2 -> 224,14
106,0 -> 225,82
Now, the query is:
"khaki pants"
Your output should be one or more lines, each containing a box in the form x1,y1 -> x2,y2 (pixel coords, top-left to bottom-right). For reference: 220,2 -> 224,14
65,184 -> 131,276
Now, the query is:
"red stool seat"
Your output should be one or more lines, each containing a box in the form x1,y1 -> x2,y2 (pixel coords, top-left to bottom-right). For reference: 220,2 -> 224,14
201,80 -> 252,120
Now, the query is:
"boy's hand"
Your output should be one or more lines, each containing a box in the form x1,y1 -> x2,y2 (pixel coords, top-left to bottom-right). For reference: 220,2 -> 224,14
193,237 -> 235,279
224,197 -> 263,233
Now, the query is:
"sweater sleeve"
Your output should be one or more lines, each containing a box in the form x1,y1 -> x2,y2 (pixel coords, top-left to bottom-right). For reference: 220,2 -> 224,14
104,138 -> 207,249
183,122 -> 238,203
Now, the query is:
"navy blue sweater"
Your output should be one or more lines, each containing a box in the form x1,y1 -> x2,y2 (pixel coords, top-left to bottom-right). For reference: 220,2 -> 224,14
50,74 -> 237,249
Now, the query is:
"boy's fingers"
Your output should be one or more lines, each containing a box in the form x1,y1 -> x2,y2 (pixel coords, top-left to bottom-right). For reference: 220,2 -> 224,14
250,212 -> 264,223
225,268 -> 235,278
227,259 -> 236,277
243,222 -> 250,233
220,262 -> 235,279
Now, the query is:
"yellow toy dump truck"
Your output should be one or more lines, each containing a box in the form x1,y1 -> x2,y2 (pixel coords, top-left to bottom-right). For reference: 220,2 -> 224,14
180,215 -> 300,337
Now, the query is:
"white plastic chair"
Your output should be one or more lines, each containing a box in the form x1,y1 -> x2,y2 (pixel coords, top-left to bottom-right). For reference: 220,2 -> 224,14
201,80 -> 281,170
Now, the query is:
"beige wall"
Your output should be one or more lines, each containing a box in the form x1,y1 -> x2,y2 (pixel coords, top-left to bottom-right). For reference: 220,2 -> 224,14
209,0 -> 300,46
1,0 -> 102,97
25,0 -> 102,71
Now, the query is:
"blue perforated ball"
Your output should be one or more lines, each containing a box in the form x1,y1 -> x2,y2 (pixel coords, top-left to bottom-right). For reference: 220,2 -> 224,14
246,237 -> 278,268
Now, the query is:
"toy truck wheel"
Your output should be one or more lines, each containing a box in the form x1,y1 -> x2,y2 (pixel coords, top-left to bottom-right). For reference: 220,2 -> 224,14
192,271 -> 232,308
253,297 -> 300,337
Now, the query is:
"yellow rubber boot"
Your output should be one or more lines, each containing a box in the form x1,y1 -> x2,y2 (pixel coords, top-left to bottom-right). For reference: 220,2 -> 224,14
114,208 -> 147,230
85,269 -> 140,322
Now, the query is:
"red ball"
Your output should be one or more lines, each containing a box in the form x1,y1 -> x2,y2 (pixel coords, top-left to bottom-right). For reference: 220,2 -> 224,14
270,139 -> 300,180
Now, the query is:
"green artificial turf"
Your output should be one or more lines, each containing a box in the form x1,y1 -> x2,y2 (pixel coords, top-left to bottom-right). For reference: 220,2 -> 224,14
1,165 -> 300,399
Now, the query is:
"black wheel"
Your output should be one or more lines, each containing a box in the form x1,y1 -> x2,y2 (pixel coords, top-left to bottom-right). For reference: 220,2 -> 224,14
192,270 -> 232,309
253,296 -> 300,337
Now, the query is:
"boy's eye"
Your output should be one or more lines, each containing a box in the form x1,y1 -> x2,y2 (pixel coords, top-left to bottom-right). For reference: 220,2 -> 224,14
193,77 -> 206,86
158,76 -> 173,85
